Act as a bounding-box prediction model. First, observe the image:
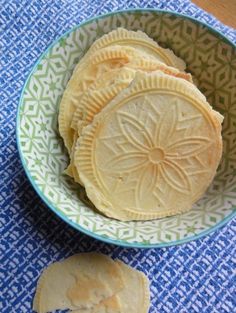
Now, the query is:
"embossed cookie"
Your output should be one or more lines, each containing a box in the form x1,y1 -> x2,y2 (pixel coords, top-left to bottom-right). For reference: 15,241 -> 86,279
87,28 -> 186,71
72,28 -> 186,79
74,71 -> 223,221
71,67 -> 137,134
58,46 -> 135,153
59,28 -> 189,153
64,68 -> 136,184
73,62 -> 192,136
67,62 -> 192,183
58,45 -> 162,153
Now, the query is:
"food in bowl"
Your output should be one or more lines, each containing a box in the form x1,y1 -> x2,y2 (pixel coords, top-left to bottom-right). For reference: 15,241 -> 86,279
18,9 -> 236,246
58,28 -> 223,221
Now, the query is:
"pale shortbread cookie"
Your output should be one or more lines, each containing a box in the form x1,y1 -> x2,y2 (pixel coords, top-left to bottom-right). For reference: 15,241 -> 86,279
33,253 -> 123,313
74,71 -> 223,221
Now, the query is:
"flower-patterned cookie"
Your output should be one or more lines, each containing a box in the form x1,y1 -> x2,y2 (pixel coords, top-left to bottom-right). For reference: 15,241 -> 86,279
74,71 -> 223,221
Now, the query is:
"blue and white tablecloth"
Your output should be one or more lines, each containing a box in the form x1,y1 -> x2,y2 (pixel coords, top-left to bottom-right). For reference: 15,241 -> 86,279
0,1 -> 235,312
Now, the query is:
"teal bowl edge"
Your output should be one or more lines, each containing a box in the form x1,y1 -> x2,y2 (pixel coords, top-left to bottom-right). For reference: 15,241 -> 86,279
16,8 -> 236,249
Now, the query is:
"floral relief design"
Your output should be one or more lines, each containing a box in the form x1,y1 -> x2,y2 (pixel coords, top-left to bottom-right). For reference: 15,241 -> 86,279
101,97 -> 211,206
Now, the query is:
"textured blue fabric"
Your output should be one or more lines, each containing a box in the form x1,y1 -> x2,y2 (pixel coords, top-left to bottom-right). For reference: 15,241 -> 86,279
0,1 -> 236,312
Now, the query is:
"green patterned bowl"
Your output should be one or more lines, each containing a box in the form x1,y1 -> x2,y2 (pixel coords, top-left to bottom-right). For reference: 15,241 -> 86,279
17,9 -> 236,248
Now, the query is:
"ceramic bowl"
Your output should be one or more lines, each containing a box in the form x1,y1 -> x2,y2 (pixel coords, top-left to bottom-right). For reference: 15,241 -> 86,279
17,9 -> 236,248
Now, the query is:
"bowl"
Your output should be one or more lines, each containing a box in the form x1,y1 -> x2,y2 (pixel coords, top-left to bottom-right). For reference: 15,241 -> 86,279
17,9 -> 236,248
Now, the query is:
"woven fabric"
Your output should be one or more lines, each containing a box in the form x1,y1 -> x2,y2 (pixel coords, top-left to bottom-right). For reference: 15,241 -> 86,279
0,1 -> 235,312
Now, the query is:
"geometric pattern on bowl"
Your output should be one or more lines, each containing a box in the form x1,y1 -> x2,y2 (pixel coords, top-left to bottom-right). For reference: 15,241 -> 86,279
17,10 -> 236,247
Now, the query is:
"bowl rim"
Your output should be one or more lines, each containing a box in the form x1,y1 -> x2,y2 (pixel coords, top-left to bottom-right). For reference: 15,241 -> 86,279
16,8 -> 236,249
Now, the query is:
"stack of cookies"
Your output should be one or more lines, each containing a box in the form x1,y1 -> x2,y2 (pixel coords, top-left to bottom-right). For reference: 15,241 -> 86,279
58,28 -> 223,222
